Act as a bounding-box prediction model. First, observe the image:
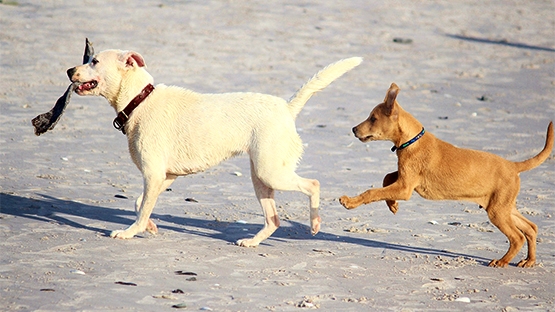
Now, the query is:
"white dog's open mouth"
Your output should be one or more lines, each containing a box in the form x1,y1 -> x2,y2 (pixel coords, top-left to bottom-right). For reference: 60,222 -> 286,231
77,80 -> 98,92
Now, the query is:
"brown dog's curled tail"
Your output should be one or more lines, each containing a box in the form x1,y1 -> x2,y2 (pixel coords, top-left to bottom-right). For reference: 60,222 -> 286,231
515,121 -> 554,172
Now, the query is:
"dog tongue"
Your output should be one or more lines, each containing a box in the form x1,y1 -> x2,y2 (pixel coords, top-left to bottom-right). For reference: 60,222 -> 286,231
79,82 -> 90,91
77,80 -> 98,92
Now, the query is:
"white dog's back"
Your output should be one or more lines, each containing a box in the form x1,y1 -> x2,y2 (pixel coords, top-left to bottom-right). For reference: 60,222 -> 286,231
127,57 -> 363,178
126,87 -> 294,175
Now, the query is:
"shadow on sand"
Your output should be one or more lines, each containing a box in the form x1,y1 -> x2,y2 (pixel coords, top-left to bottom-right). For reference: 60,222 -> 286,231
446,34 -> 555,52
1,192 -> 492,265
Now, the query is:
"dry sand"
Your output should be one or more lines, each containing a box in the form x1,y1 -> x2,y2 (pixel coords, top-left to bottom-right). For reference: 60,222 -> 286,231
1,0 -> 554,311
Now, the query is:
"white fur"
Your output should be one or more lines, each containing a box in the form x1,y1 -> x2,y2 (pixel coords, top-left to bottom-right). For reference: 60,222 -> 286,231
68,49 -> 362,246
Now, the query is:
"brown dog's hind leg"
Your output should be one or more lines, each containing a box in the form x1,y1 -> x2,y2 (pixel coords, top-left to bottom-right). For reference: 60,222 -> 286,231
486,199 -> 526,268
511,208 -> 538,267
383,171 -> 399,214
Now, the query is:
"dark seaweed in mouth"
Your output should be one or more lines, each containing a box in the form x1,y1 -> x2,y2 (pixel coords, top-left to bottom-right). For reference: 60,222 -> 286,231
83,38 -> 94,64
31,38 -> 94,136
31,82 -> 79,136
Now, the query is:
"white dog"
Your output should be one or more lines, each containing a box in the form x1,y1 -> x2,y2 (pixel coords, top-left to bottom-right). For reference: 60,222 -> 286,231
67,49 -> 361,246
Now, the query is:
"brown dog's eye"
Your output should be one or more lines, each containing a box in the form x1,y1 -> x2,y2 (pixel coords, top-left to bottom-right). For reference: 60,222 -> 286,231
370,115 -> 377,123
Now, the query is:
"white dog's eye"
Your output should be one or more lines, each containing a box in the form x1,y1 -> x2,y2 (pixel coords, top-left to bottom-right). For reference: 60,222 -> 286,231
91,58 -> 99,65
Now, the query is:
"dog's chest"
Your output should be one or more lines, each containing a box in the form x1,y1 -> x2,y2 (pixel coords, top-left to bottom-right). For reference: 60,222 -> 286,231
415,184 -> 435,199
414,181 -> 448,200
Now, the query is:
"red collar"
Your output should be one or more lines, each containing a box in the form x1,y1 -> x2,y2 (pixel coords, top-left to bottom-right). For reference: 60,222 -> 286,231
113,83 -> 155,134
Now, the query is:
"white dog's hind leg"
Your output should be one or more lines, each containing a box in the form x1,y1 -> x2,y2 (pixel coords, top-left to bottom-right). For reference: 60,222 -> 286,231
237,162 -> 280,247
247,165 -> 321,245
269,173 -> 321,235
298,177 -> 321,235
111,173 -> 177,239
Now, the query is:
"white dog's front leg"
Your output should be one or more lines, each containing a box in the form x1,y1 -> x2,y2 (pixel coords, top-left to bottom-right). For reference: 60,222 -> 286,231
133,193 -> 158,234
110,222 -> 143,239
110,173 -> 176,239
109,219 -> 158,239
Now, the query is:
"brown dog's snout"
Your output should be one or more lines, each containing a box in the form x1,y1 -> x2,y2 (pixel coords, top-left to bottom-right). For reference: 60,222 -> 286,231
67,67 -> 76,80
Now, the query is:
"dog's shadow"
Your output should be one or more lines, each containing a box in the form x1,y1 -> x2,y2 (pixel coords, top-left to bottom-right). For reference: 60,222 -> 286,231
0,192 -> 491,265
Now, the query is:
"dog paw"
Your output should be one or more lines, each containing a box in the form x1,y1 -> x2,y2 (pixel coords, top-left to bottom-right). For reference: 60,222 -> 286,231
386,200 -> 398,214
236,238 -> 259,248
110,229 -> 136,239
311,216 -> 321,236
339,196 -> 358,209
146,219 -> 158,234
488,259 -> 509,268
517,258 -> 535,268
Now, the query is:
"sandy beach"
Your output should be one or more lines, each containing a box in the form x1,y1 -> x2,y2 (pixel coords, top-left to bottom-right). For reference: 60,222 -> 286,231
1,0 -> 554,311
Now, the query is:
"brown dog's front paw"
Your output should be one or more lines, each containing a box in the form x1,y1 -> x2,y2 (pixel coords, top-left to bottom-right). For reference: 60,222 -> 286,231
339,196 -> 358,209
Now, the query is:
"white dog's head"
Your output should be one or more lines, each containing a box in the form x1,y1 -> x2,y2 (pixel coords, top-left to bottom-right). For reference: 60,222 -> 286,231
67,50 -> 151,106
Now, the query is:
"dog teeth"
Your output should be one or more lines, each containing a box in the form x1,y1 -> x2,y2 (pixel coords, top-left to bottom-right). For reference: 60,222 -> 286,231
76,81 -> 97,91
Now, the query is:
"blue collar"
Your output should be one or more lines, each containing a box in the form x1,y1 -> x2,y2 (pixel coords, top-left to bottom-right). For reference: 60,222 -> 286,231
391,127 -> 425,152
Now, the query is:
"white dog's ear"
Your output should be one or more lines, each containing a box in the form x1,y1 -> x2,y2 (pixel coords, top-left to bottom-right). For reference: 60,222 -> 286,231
119,51 -> 146,68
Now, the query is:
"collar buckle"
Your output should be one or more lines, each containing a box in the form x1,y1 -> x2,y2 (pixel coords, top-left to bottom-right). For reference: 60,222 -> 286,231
113,117 -> 125,132
113,83 -> 154,135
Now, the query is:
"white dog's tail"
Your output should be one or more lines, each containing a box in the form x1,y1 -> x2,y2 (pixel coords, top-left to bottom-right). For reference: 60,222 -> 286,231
287,57 -> 363,119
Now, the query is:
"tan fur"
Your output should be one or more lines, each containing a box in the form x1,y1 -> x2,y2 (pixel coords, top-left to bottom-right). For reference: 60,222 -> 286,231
339,83 -> 554,267
67,48 -> 362,246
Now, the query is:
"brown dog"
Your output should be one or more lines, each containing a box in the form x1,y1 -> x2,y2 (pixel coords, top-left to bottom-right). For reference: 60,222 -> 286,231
339,83 -> 554,268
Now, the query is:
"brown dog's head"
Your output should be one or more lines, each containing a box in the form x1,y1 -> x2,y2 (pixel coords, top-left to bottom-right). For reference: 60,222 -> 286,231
352,83 -> 401,142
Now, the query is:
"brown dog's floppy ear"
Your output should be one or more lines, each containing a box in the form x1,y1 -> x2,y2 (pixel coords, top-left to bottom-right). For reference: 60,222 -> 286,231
383,83 -> 400,116
120,51 -> 146,68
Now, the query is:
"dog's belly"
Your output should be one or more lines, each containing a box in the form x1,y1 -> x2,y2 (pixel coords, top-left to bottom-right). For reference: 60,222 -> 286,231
415,183 -> 488,206
165,150 -> 244,176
